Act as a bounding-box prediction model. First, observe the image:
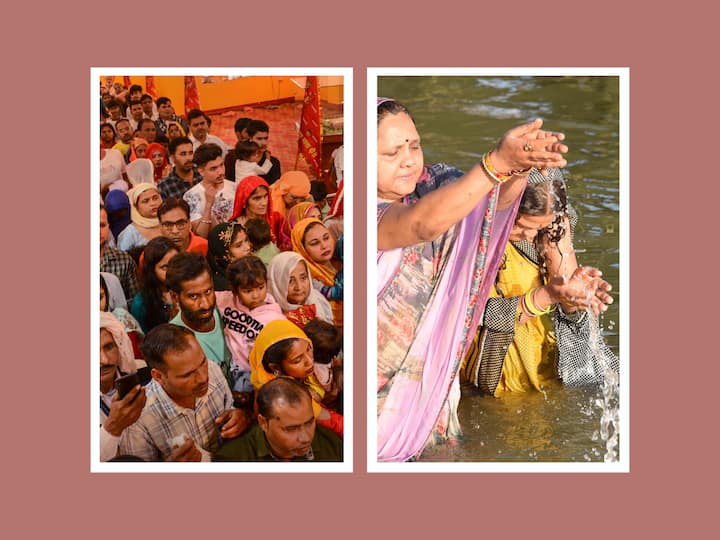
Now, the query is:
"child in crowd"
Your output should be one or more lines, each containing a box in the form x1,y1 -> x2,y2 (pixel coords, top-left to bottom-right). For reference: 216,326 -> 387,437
245,218 -> 280,267
304,319 -> 343,413
214,255 -> 286,406
234,140 -> 272,182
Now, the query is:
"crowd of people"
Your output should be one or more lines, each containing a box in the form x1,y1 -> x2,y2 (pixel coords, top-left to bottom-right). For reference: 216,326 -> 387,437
98,78 -> 344,462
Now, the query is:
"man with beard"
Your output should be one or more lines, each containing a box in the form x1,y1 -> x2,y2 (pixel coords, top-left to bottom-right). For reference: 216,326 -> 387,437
112,118 -> 134,162
165,252 -> 231,387
157,137 -> 202,200
118,324 -> 249,461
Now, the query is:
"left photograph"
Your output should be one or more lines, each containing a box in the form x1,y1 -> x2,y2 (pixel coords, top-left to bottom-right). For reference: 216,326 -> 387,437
92,69 -> 352,472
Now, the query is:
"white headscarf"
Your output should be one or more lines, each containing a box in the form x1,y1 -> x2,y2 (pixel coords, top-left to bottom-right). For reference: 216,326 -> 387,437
100,311 -> 137,375
127,182 -> 160,229
267,251 -> 334,324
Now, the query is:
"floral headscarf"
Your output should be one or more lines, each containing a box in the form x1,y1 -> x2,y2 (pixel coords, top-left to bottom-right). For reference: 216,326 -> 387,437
279,201 -> 319,252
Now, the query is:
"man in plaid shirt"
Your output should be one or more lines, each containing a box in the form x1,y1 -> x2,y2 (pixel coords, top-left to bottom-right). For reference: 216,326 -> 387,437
118,324 -> 250,461
157,136 -> 202,200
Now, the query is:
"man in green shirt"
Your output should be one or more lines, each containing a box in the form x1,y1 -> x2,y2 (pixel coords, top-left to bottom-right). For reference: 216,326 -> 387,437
214,378 -> 342,462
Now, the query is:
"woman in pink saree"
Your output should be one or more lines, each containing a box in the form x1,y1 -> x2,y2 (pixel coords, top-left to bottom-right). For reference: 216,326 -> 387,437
376,98 -> 569,462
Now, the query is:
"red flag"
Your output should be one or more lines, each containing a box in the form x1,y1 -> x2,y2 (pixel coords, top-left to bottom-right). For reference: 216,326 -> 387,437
145,76 -> 158,99
184,76 -> 200,114
297,76 -> 322,177
123,76 -> 132,88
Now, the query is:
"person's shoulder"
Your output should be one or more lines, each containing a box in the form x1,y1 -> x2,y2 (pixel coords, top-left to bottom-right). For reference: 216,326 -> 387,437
213,423 -> 265,461
312,424 -> 343,461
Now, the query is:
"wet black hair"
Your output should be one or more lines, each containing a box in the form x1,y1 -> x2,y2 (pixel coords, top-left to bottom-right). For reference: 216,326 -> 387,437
518,176 -> 569,245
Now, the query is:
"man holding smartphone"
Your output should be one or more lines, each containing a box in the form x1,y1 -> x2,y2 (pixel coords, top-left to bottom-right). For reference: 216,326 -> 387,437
118,324 -> 249,461
100,312 -> 147,461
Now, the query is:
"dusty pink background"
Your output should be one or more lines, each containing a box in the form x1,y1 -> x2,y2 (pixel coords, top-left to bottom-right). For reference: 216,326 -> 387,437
6,1 -> 715,537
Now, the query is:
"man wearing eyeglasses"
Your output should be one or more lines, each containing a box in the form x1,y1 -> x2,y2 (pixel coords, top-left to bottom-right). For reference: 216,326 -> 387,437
157,197 -> 208,257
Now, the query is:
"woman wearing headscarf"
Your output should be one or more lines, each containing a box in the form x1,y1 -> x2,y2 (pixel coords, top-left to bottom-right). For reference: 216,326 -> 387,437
165,120 -> 186,143
145,142 -> 172,182
228,175 -> 284,246
278,201 -> 321,252
461,168 -> 617,394
104,190 -> 131,241
248,319 -> 343,436
101,274 -> 144,358
206,221 -> 252,291
270,170 -> 311,218
128,137 -> 149,162
267,251 -> 334,329
117,183 -> 163,251
291,217 -> 343,329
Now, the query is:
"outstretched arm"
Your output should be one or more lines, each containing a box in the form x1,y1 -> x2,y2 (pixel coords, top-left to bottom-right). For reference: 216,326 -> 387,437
378,119 -> 567,250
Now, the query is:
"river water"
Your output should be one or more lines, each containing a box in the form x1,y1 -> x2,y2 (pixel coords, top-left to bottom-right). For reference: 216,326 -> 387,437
377,75 -> 621,462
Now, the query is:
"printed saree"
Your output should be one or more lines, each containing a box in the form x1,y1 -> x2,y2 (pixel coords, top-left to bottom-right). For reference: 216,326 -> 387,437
376,164 -> 520,462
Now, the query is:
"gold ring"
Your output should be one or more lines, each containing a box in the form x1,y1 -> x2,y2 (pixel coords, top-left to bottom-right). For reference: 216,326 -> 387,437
523,143 -> 533,152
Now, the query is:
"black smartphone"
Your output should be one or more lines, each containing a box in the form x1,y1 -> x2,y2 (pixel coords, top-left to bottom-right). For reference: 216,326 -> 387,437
136,366 -> 152,386
114,372 -> 140,400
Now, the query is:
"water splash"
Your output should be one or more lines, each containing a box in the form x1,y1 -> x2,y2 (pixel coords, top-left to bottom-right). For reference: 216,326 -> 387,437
588,309 -> 620,462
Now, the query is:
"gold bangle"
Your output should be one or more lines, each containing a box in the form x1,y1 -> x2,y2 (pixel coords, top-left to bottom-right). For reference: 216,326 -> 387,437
480,153 -> 512,184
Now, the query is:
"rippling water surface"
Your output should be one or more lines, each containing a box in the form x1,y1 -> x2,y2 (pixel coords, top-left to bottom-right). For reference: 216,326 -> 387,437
378,75 -> 621,462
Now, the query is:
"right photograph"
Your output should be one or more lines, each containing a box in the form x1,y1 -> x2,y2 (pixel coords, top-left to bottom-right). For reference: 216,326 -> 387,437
369,70 -> 628,469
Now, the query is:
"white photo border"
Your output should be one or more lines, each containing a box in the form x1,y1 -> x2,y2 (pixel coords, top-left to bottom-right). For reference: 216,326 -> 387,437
91,67 -> 353,473
367,67 -> 629,473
